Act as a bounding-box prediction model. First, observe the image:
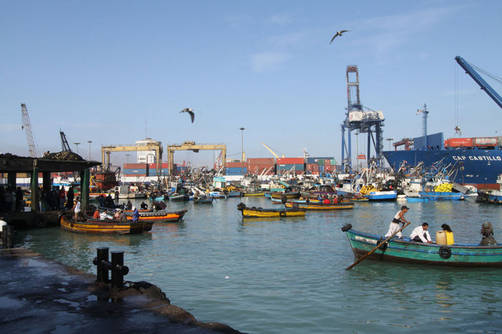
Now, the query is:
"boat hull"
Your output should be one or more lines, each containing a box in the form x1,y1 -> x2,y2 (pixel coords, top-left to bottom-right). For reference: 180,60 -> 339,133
345,228 -> 502,267
368,191 -> 397,201
126,210 -> 187,223
418,192 -> 464,200
60,215 -> 152,234
285,202 -> 354,210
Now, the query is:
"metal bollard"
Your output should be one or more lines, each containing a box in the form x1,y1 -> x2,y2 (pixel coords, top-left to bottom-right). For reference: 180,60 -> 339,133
93,247 -> 110,283
2,225 -> 13,249
111,251 -> 129,289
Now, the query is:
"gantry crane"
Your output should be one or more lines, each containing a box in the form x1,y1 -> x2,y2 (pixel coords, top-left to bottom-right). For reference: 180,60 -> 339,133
21,103 -> 37,157
167,141 -> 226,175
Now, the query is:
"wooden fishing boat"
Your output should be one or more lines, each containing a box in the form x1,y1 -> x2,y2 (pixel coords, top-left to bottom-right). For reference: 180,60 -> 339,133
193,197 -> 213,204
60,215 -> 152,234
237,203 -> 305,218
284,202 -> 354,210
225,190 -> 242,198
242,192 -> 265,197
342,225 -> 502,267
270,192 -> 301,200
169,193 -> 190,201
126,210 -> 187,223
271,197 -> 322,204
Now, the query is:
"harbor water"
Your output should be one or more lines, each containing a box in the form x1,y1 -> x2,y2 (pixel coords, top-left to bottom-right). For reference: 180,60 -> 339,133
17,198 -> 502,333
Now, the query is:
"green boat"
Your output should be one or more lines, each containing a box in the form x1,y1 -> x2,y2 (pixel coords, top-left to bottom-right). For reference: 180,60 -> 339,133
342,224 -> 502,267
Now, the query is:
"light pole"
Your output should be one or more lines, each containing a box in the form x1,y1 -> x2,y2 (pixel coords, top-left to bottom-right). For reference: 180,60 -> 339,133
87,140 -> 92,160
355,131 -> 359,171
74,142 -> 80,153
240,127 -> 245,175
125,153 -> 131,163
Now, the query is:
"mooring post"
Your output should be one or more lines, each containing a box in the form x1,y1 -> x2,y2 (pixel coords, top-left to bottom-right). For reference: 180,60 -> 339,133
2,225 -> 13,249
94,247 -> 109,283
111,251 -> 129,289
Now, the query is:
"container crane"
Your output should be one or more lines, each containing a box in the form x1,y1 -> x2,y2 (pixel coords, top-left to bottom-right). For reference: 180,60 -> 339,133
262,143 -> 284,159
455,56 -> 502,110
20,103 -> 37,157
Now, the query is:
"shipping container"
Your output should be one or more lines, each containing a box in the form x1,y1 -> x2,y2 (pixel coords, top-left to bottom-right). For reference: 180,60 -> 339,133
123,174 -> 147,177
248,158 -> 275,164
444,138 -> 474,148
148,162 -> 170,169
122,168 -> 147,175
123,163 -> 149,169
276,157 -> 304,165
226,167 -> 247,175
277,164 -> 305,171
473,137 -> 498,147
306,157 -> 334,164
226,162 -> 247,168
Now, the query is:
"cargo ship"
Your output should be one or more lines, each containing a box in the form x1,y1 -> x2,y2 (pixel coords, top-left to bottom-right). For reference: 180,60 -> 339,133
383,133 -> 502,190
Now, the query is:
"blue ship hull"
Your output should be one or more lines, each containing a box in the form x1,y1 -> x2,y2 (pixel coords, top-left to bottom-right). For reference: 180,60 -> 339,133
383,149 -> 502,189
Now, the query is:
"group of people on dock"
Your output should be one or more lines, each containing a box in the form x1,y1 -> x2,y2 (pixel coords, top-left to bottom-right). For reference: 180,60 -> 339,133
386,205 -> 497,246
0,186 -> 24,212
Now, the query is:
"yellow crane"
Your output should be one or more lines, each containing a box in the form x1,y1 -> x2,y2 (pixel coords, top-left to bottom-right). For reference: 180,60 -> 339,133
262,143 -> 284,159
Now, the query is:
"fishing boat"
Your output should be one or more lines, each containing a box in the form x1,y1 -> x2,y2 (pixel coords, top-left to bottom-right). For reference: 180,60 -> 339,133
418,191 -> 464,201
242,192 -> 265,197
193,197 -> 213,204
237,203 -> 306,218
225,190 -> 242,198
169,193 -> 190,201
209,191 -> 227,199
284,202 -> 354,210
126,210 -> 187,223
367,191 -> 397,201
60,215 -> 152,234
270,192 -> 301,200
342,224 -> 502,267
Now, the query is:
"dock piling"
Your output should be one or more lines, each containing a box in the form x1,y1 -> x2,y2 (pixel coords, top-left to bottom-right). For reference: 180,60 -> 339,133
93,248 -> 128,288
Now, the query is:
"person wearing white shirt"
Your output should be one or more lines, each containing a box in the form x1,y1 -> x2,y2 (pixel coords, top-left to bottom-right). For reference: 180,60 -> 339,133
410,223 -> 433,243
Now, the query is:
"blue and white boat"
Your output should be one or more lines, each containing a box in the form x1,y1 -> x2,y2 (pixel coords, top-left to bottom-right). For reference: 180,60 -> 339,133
418,192 -> 464,201
368,191 -> 397,201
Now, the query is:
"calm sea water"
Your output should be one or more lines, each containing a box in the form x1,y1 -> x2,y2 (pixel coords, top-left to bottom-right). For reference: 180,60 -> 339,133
17,198 -> 502,333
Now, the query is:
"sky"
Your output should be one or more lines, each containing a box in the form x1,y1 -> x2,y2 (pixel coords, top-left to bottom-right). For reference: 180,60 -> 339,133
1,0 -> 502,167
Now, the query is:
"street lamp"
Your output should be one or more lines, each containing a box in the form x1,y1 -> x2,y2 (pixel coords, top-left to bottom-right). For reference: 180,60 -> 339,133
354,131 -> 359,171
240,127 -> 245,175
74,142 -> 80,153
87,140 -> 92,160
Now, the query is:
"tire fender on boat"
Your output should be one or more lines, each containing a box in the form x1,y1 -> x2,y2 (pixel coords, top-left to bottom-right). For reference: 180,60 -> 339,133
439,246 -> 452,259
341,224 -> 352,232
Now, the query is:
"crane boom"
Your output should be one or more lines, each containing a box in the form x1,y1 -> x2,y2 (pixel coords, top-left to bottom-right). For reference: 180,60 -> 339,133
21,103 -> 37,157
262,143 -> 280,159
455,56 -> 502,110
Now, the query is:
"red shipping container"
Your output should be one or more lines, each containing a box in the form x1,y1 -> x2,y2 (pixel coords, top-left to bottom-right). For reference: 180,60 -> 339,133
248,158 -> 275,164
444,138 -> 473,148
124,163 -> 149,169
148,162 -> 169,169
276,157 -> 304,165
226,162 -> 246,168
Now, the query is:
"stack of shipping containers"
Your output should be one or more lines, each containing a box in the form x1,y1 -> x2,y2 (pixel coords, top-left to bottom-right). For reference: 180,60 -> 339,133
225,162 -> 247,175
276,157 -> 305,175
305,157 -> 336,175
247,158 -> 275,175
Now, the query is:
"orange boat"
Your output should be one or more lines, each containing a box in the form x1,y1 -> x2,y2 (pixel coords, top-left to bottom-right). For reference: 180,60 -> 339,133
126,209 -> 187,223
60,214 -> 152,234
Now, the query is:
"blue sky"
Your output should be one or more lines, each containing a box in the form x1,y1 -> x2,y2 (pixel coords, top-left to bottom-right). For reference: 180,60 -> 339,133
1,0 -> 502,166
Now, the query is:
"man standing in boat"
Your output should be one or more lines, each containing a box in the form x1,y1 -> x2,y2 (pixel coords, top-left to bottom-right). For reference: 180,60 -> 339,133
385,205 -> 410,238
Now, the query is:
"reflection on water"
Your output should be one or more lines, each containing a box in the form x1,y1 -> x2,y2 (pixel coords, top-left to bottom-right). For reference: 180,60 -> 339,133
15,198 -> 502,333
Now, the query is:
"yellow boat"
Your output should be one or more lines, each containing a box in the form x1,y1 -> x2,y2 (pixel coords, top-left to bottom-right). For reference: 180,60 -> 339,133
285,202 -> 354,210
270,192 -> 301,200
60,214 -> 153,234
243,192 -> 265,197
237,203 -> 306,218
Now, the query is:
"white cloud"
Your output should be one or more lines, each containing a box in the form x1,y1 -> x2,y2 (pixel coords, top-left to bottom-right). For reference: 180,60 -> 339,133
268,32 -> 307,48
251,52 -> 290,72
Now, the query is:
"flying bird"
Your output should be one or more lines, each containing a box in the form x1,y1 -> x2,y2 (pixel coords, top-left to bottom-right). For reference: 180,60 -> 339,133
329,30 -> 349,44
180,108 -> 195,123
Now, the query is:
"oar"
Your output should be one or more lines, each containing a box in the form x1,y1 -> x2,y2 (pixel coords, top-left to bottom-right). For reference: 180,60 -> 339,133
345,222 -> 411,271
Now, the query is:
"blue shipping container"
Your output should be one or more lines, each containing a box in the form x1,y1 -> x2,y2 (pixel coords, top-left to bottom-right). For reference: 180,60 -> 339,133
277,164 -> 305,171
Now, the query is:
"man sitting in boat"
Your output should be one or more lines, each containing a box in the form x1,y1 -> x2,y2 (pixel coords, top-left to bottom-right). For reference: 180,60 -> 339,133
410,222 -> 433,243
385,206 -> 410,238
480,222 -> 498,246
140,201 -> 148,210
92,208 -> 100,219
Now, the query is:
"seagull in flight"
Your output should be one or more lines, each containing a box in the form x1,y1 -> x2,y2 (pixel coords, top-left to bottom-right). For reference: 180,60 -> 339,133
329,30 -> 349,44
180,108 -> 195,123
